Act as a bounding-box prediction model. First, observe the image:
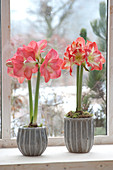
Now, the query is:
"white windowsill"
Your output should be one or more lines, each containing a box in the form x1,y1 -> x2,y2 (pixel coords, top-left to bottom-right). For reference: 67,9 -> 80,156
0,145 -> 113,170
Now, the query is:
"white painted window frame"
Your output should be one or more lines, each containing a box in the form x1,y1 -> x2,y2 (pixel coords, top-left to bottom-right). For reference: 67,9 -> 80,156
0,0 -> 112,148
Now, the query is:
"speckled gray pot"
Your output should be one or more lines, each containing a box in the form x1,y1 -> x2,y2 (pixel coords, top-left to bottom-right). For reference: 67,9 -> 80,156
17,127 -> 48,156
64,117 -> 94,153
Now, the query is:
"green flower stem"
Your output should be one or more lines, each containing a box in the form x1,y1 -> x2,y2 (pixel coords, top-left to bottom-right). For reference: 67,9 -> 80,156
76,66 -> 80,111
78,65 -> 83,111
33,69 -> 41,124
28,80 -> 33,123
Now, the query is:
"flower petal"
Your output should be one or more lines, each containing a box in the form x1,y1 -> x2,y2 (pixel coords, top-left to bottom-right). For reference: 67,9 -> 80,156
28,41 -> 38,52
44,69 -> 50,83
75,37 -> 85,47
37,39 -> 47,51
17,46 -> 35,60
17,77 -> 25,83
86,41 -> 105,70
24,67 -> 32,80
40,49 -> 62,82
45,48 -> 58,62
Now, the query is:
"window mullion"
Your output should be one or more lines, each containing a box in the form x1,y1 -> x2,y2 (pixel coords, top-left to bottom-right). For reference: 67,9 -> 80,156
1,0 -> 11,139
108,0 -> 113,138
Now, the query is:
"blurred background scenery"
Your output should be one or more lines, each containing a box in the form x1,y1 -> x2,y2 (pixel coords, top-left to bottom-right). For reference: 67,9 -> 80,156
0,0 -> 107,138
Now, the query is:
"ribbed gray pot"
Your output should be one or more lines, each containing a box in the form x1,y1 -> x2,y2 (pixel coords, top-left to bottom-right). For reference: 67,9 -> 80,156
17,127 -> 48,156
64,117 -> 94,153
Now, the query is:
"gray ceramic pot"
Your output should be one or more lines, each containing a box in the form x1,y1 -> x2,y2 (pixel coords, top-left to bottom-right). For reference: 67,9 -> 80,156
17,127 -> 48,156
64,117 -> 94,153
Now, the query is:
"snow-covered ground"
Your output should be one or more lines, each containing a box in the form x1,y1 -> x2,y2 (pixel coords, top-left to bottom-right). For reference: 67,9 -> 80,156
11,85 -> 105,137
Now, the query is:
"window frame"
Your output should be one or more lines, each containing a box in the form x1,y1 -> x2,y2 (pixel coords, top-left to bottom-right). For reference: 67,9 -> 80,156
0,0 -> 112,147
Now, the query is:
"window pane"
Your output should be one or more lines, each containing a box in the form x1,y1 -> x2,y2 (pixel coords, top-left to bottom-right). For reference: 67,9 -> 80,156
10,0 -> 107,137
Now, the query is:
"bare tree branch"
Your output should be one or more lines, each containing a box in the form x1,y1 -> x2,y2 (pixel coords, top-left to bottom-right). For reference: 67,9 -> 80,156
54,0 -> 75,31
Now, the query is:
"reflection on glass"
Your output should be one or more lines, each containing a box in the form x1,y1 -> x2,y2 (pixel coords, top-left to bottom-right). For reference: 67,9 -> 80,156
10,0 -> 107,137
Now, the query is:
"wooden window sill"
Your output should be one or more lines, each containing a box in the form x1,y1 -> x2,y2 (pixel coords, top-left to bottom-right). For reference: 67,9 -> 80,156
0,145 -> 113,170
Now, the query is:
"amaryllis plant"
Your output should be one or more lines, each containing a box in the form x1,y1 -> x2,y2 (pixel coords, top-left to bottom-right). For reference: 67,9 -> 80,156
62,37 -> 105,118
6,40 -> 63,126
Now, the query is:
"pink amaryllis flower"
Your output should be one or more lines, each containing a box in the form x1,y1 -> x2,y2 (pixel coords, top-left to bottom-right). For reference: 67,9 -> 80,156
28,40 -> 47,54
6,58 -> 25,83
16,45 -> 35,60
6,53 -> 38,82
71,37 -> 86,66
6,40 -> 47,83
13,55 -> 38,80
27,40 -> 47,63
17,40 -> 47,63
40,49 -> 63,83
62,37 -> 86,75
62,45 -> 74,75
85,40 -> 105,70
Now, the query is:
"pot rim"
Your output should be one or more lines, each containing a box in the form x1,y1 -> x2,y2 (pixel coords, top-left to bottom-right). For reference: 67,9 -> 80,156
18,126 -> 47,130
64,116 -> 93,121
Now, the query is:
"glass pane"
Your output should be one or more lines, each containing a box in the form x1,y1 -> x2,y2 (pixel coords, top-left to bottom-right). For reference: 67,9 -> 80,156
0,0 -> 2,139
10,0 -> 107,137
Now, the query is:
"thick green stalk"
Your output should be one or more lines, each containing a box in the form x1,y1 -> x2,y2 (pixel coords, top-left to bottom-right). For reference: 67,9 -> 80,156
76,66 -> 80,111
78,65 -> 83,111
33,69 -> 40,124
28,80 -> 33,123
